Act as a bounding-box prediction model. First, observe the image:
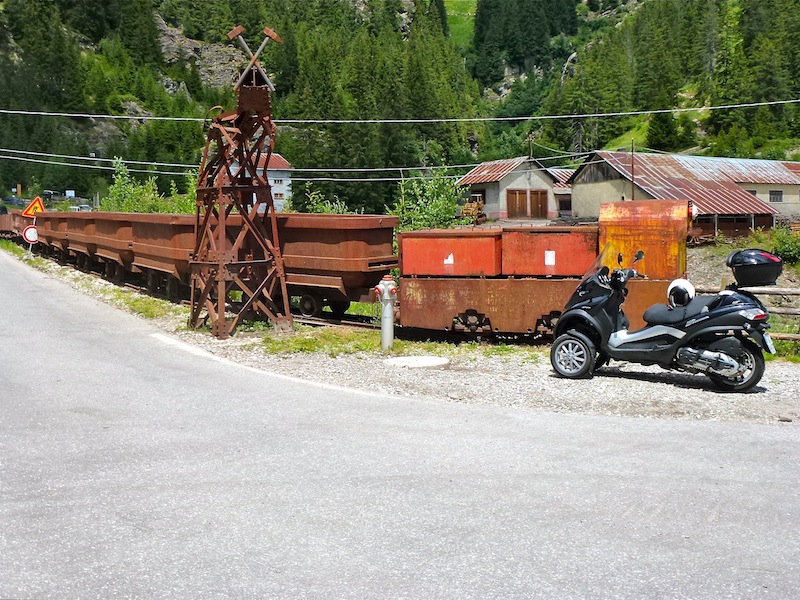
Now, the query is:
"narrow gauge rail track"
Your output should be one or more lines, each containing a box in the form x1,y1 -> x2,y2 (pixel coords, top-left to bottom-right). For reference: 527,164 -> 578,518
292,313 -> 379,330
43,249 -> 384,330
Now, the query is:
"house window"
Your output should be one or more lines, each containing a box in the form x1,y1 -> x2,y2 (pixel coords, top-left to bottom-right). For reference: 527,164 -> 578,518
746,190 -> 757,196
769,190 -> 783,203
273,179 -> 283,185
274,193 -> 284,200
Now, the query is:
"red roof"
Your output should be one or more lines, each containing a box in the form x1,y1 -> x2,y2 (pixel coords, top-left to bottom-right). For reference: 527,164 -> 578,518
256,152 -> 293,171
580,152 -> 786,216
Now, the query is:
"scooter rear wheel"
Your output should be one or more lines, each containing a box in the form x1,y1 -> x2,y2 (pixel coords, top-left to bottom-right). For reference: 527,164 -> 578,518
551,330 -> 596,379
707,339 -> 764,392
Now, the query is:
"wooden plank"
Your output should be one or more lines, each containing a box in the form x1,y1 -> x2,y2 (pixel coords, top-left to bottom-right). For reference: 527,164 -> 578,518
696,286 -> 800,296
770,333 -> 800,341
769,307 -> 800,316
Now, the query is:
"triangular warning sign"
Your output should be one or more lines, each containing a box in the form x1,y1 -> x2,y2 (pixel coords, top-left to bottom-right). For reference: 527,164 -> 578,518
22,196 -> 45,218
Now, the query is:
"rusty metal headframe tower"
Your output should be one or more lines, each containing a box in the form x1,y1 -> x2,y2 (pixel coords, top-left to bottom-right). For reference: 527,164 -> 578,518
190,25 -> 293,339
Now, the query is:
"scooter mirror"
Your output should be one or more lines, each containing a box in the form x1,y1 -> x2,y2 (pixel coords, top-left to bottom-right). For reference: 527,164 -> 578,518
634,250 -> 644,263
617,253 -> 623,266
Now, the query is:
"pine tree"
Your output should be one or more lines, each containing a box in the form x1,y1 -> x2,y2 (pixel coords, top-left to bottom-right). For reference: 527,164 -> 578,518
427,0 -> 449,37
119,0 -> 162,66
646,112 -> 678,151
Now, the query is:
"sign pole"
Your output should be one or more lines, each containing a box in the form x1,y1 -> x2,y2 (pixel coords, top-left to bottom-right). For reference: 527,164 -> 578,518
26,215 -> 36,259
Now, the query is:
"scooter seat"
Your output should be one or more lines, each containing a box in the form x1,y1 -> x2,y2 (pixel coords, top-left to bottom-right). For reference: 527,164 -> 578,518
642,296 -> 716,326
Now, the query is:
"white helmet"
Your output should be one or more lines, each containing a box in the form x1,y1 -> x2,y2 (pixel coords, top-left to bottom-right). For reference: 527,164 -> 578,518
667,278 -> 695,308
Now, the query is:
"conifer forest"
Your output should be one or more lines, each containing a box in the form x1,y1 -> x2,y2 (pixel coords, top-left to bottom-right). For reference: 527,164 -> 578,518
0,0 -> 798,214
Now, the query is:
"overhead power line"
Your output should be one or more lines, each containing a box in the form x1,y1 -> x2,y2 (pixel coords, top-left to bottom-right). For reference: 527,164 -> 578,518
0,146 -> 587,179
0,147 -> 596,183
1,98 -> 798,125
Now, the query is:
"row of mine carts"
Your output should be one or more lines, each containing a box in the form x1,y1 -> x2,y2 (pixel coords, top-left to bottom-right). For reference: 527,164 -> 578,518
0,200 -> 690,336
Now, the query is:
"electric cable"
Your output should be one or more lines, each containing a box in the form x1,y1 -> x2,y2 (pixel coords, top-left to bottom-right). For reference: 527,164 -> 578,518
1,98 -> 798,124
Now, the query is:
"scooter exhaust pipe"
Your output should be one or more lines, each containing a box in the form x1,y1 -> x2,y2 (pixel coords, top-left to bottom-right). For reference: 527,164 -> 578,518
677,348 -> 740,376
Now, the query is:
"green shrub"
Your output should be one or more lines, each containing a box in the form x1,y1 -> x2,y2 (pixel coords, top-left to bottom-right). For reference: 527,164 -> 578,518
99,159 -> 195,214
389,168 -> 471,232
772,227 -> 800,264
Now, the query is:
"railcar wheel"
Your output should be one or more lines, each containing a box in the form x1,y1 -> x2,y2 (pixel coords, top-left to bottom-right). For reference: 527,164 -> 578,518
328,299 -> 350,318
298,292 -> 323,317
550,330 -> 596,379
708,339 -> 764,392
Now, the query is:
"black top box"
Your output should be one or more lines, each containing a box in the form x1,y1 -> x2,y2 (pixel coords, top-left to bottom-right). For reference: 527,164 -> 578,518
726,249 -> 783,287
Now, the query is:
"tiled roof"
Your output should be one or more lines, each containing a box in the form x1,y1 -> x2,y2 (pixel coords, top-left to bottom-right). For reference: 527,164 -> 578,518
582,152 -> 787,215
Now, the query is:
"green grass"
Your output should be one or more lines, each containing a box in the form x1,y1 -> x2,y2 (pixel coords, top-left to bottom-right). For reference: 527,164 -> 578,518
259,324 -> 548,362
0,239 -> 26,257
261,326 -> 383,356
445,0 -> 476,51
603,115 -> 649,151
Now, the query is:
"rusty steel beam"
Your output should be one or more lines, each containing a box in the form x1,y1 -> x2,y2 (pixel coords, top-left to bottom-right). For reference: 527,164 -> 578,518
190,25 -> 291,339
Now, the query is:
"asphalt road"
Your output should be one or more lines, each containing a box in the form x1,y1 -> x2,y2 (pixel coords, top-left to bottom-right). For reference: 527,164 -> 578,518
2,250 -> 799,599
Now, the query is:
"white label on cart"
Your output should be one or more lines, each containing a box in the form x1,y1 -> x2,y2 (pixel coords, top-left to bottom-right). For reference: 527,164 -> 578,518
544,250 -> 556,266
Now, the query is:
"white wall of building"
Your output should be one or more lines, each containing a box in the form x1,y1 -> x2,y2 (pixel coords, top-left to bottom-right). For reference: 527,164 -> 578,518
571,179 -> 653,218
268,169 -> 292,211
737,183 -> 800,217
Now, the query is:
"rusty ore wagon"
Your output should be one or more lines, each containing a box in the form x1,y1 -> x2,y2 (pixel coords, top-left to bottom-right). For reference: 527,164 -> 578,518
3,210 -> 398,317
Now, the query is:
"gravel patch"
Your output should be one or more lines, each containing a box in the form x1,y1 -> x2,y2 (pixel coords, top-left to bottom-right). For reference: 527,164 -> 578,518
171,326 -> 800,425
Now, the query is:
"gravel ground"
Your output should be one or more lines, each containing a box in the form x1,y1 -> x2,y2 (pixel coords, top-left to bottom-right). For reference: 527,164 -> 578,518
16,247 -> 800,426
172,326 -> 800,425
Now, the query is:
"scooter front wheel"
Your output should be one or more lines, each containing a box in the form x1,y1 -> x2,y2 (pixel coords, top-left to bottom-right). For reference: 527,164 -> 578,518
551,330 -> 596,379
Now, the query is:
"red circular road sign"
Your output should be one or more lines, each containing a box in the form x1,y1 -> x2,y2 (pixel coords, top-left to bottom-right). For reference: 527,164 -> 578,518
22,225 -> 38,244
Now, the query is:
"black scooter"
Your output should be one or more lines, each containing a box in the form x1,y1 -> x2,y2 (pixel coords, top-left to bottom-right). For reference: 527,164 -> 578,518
550,247 -> 779,392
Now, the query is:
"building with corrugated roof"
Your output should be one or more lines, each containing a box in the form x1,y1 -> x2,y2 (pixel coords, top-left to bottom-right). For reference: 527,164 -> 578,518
456,157 -> 574,220
568,151 -> 800,236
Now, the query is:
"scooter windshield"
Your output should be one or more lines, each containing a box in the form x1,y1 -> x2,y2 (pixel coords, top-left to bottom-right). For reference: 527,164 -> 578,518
580,242 -> 612,284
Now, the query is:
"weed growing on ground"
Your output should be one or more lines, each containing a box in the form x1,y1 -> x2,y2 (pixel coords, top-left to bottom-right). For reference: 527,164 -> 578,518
261,326 -> 381,357
0,239 -> 25,257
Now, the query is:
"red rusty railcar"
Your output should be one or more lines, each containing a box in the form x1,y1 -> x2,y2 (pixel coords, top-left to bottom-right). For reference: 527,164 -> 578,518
0,212 -> 14,238
398,200 -> 690,335
30,211 -> 398,316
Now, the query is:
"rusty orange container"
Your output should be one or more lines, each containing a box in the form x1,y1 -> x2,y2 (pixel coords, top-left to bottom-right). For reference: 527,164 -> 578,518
599,200 -> 689,280
502,226 -> 598,276
400,229 -> 502,277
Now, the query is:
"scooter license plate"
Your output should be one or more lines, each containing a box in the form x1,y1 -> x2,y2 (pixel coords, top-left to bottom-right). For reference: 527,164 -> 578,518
763,333 -> 776,355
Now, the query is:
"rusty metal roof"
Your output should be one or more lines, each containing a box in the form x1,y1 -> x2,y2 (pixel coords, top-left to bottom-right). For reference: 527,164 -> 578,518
547,168 -> 575,185
584,152 -> 787,216
457,156 -> 529,185
547,168 -> 575,194
457,158 -> 575,190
